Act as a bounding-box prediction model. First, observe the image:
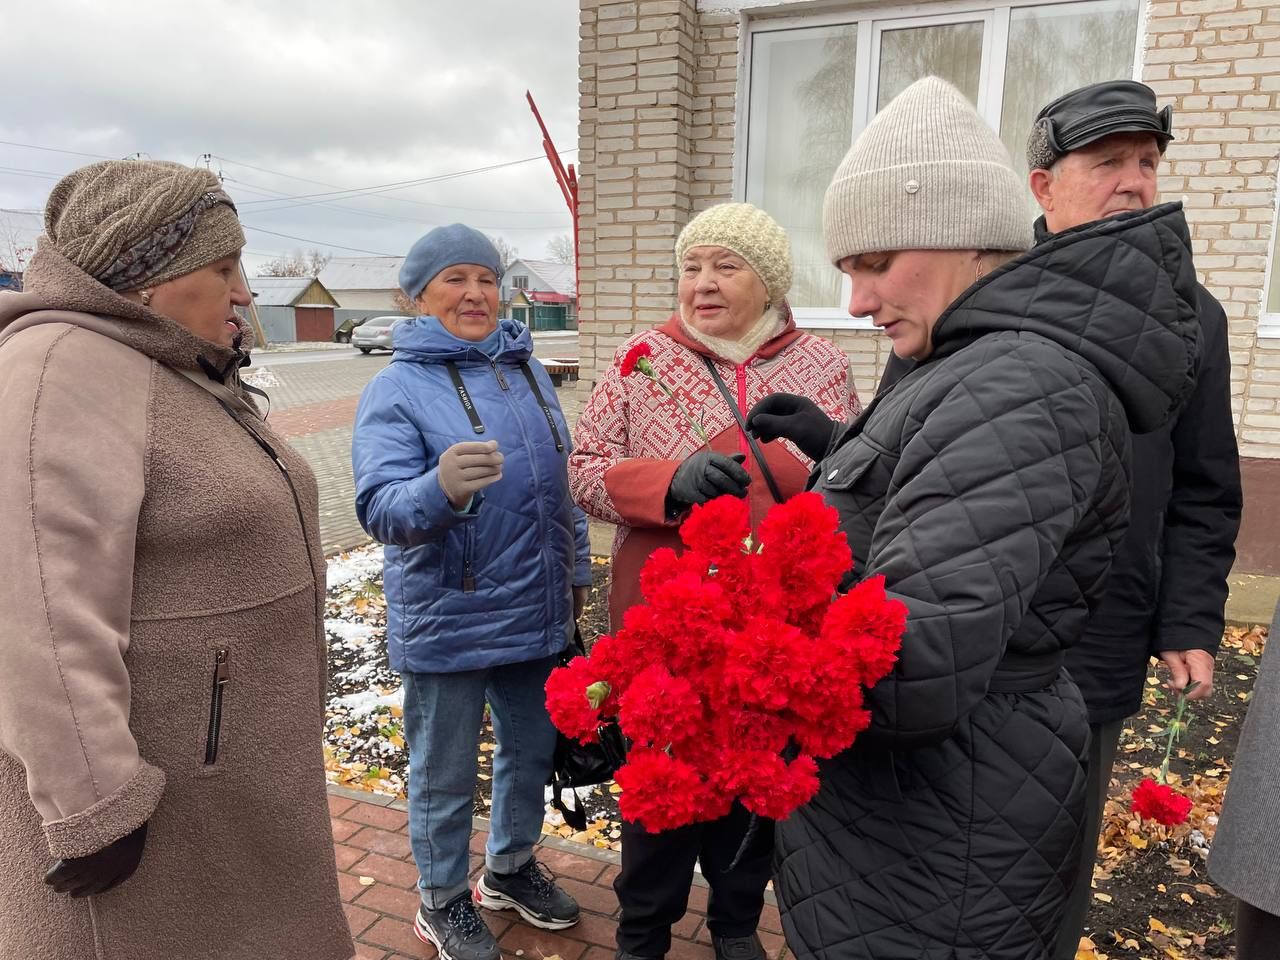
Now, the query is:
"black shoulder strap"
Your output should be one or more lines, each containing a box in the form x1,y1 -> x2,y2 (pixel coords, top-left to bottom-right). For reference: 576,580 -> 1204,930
445,361 -> 487,435
519,362 -> 565,453
699,355 -> 784,505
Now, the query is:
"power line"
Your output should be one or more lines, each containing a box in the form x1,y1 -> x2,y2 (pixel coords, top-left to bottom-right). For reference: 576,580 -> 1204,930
0,165 -> 63,181
0,139 -> 115,161
219,152 -> 574,208
238,223 -> 396,257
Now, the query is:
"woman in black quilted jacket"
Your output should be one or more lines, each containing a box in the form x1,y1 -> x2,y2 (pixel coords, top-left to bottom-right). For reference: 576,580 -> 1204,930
746,77 -> 1199,960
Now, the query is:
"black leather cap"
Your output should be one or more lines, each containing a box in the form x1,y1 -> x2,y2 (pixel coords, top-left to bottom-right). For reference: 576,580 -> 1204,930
1027,80 -> 1173,170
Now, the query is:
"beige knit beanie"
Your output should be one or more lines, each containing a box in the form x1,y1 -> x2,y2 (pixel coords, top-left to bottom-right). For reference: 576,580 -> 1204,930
43,159 -> 245,291
675,202 -> 793,306
823,77 -> 1033,264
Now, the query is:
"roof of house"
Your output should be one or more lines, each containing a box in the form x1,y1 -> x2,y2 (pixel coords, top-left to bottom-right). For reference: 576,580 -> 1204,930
511,258 -> 576,297
319,256 -> 405,292
248,276 -> 318,306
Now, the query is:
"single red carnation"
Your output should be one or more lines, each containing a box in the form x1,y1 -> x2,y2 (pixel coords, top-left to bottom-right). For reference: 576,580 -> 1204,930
545,656 -> 608,744
681,496 -> 751,559
1131,778 -> 1192,826
618,664 -> 703,749
616,748 -> 730,831
756,493 -> 851,613
620,341 -> 654,377
738,752 -> 821,820
819,575 -> 906,687
638,547 -> 708,602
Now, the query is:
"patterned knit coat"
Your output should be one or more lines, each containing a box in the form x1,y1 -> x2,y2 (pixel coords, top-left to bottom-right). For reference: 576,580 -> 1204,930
569,311 -> 858,630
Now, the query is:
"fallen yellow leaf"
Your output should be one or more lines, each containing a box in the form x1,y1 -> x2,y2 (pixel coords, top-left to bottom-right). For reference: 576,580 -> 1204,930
1193,883 -> 1217,897
358,876 -> 375,886
1148,917 -> 1170,935
1093,892 -> 1113,903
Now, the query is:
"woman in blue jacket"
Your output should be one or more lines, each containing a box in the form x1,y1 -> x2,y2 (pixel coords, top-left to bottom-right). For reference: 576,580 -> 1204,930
352,224 -> 590,960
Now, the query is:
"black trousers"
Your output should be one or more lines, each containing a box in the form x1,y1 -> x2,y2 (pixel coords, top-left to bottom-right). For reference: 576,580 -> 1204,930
1052,719 -> 1123,960
614,804 -> 774,958
1237,898 -> 1280,960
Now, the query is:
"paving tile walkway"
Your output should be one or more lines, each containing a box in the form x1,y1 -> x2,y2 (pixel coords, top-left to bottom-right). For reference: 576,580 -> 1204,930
327,787 -> 788,960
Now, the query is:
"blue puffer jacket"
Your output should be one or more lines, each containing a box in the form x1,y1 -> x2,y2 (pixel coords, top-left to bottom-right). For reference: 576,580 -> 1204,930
352,316 -> 591,673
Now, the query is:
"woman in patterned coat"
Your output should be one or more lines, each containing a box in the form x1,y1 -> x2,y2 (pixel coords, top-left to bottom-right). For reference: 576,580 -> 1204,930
568,202 -> 857,960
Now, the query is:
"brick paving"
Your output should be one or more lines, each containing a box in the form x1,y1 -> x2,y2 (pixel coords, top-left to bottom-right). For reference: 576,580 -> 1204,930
256,349 -> 585,555
327,787 -> 788,960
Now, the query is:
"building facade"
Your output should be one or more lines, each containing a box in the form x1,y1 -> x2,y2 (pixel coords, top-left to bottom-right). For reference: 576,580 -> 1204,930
576,0 -> 1280,570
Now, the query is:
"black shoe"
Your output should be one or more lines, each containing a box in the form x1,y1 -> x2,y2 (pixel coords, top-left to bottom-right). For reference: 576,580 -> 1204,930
616,952 -> 662,960
712,933 -> 766,960
474,858 -> 580,930
414,892 -> 500,960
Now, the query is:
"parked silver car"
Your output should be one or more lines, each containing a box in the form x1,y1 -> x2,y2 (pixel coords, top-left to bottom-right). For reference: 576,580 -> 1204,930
352,315 -> 411,353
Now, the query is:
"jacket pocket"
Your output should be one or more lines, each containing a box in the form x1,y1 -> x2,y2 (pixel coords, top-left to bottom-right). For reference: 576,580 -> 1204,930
198,645 -> 233,774
819,438 -> 882,492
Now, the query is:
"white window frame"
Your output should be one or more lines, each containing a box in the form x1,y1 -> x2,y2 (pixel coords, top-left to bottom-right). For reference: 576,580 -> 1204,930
734,0 -> 1145,330
1259,197 -> 1280,338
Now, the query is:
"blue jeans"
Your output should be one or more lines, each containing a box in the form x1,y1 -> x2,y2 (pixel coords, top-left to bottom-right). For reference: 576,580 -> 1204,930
402,655 -> 558,909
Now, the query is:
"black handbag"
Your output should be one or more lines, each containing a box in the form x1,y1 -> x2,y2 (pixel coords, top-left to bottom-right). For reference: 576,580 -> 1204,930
548,626 -> 627,831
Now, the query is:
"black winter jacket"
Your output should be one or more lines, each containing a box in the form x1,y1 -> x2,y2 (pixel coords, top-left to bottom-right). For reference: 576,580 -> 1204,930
878,216 -> 1242,723
775,205 -> 1200,960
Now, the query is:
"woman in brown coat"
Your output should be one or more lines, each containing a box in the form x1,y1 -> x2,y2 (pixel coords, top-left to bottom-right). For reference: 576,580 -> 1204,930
0,160 -> 354,960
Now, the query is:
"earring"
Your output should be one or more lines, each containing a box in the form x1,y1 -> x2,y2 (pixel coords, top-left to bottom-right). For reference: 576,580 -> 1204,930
140,290 -> 151,307
974,258 -> 987,282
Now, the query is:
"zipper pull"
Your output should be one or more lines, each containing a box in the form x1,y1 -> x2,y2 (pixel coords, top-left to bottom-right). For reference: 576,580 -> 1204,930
214,648 -> 231,684
491,361 -> 509,391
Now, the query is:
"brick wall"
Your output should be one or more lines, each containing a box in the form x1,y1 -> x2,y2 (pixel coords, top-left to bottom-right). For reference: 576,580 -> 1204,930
1144,0 -> 1280,457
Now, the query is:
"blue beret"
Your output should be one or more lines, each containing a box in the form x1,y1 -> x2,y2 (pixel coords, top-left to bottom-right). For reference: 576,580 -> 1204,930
398,223 -> 504,300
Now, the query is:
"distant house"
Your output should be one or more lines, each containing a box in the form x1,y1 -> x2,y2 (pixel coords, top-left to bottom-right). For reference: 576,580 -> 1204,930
501,259 -> 577,331
319,257 -> 404,311
250,275 -> 341,343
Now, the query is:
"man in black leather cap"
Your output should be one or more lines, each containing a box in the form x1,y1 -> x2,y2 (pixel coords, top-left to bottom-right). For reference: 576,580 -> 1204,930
899,80 -> 1241,960
747,79 -> 1242,959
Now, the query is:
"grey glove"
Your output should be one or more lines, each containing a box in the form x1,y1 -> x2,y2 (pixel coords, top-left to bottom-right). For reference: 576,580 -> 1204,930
668,451 -> 751,508
437,440 -> 504,509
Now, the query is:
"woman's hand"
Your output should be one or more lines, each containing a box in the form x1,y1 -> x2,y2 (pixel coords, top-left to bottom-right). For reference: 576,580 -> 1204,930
746,394 -> 838,463
574,585 -> 590,620
437,440 -> 504,509
45,821 -> 148,898
668,450 -> 751,507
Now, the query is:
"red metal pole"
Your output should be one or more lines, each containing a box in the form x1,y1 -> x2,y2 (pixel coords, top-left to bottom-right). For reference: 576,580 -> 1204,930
526,90 -> 579,310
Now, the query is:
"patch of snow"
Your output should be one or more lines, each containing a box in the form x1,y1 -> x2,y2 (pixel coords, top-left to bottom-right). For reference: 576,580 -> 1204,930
325,620 -> 376,645
326,545 -> 385,590
334,686 -> 403,718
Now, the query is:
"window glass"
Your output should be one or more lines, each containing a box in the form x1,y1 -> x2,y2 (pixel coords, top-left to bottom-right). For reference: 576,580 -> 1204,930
877,21 -> 983,110
1001,0 -> 1142,192
745,25 -> 857,308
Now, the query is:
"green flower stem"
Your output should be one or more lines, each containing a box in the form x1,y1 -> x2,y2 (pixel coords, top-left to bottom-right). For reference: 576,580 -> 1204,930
638,361 -> 712,450
1157,681 -> 1199,784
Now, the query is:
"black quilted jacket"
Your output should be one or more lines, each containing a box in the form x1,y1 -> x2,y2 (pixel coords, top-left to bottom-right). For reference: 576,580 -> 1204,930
775,205 -> 1200,960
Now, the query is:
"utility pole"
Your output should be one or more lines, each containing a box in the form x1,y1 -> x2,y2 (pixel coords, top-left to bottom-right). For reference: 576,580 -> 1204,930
526,92 -> 578,301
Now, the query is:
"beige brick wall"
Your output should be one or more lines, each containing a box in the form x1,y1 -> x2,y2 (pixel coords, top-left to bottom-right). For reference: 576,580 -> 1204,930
578,0 -> 1280,430
1144,0 -> 1280,458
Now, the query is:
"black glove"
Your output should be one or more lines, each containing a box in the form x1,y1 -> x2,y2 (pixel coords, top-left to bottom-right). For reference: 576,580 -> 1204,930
668,451 -> 751,508
45,821 -> 148,898
746,394 -> 838,463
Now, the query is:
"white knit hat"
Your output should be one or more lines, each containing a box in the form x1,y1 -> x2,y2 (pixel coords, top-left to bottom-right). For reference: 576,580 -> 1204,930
676,202 -> 794,306
823,77 -> 1033,264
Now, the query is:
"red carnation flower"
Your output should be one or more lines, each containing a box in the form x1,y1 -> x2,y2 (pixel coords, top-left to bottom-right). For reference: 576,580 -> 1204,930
681,496 -> 751,558
620,342 -> 654,377
544,656 -> 608,744
618,664 -> 703,749
616,748 -> 730,831
1132,778 -> 1192,826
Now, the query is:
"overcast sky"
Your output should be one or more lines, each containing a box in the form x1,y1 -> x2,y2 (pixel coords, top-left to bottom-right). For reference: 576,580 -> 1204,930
0,0 -> 580,274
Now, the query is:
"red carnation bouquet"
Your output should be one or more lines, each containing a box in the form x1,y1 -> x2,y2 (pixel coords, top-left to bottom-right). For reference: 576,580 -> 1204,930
545,492 -> 907,831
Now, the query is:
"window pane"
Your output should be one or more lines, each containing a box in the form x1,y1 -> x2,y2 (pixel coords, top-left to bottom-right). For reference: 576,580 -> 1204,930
745,26 -> 857,309
1001,0 -> 1141,194
877,21 -> 983,110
